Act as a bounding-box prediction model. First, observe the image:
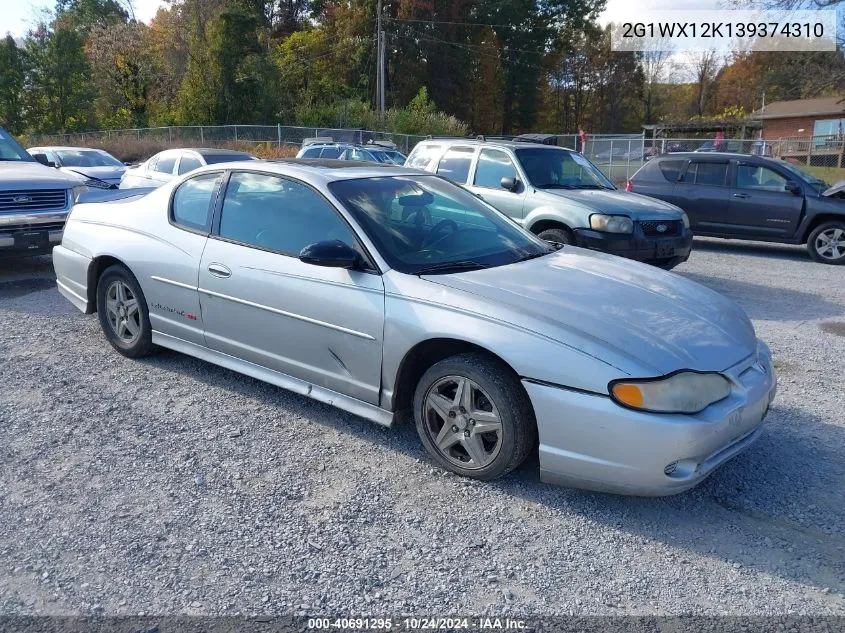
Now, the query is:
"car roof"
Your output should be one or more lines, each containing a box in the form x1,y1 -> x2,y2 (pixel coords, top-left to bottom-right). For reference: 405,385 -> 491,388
658,152 -> 763,159
191,158 -> 428,184
416,138 -> 574,151
28,146 -> 110,152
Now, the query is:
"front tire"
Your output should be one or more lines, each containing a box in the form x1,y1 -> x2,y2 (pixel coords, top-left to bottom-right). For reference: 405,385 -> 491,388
537,227 -> 573,246
96,264 -> 155,358
413,352 -> 537,481
807,221 -> 845,264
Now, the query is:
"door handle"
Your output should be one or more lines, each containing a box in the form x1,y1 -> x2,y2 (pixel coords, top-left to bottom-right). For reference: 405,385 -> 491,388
732,192 -> 750,199
207,263 -> 231,278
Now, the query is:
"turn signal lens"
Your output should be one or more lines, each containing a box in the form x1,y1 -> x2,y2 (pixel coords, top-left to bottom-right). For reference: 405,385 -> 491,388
610,371 -> 731,414
611,383 -> 644,408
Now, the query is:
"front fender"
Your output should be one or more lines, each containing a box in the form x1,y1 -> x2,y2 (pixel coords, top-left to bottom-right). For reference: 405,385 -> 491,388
380,271 -> 633,410
523,203 -> 591,232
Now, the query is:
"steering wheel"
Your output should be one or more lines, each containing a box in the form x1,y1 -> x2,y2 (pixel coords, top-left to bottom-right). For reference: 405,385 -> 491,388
424,219 -> 459,248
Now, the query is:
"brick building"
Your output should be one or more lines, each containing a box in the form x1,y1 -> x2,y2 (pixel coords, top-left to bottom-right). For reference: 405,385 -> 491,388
753,96 -> 845,140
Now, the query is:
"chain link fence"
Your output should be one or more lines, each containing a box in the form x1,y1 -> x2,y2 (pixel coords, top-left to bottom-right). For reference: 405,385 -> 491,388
28,125 -> 428,156
26,125 -> 845,184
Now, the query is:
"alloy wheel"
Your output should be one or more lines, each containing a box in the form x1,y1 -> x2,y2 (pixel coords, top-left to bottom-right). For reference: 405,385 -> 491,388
423,375 -> 503,470
105,280 -> 141,345
814,227 -> 845,261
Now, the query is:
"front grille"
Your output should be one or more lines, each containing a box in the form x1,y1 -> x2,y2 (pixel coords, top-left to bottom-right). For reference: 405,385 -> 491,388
639,219 -> 682,237
0,221 -> 65,234
0,189 -> 68,212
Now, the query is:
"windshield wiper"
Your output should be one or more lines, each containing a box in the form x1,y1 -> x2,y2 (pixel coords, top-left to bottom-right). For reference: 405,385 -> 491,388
68,169 -> 118,189
570,184 -> 611,190
515,249 -> 554,263
536,183 -> 575,189
414,260 -> 488,275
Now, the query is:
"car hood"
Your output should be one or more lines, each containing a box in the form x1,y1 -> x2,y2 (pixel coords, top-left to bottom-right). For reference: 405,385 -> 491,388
541,188 -> 683,218
60,165 -> 125,182
0,161 -> 86,188
426,248 -> 756,375
822,179 -> 845,197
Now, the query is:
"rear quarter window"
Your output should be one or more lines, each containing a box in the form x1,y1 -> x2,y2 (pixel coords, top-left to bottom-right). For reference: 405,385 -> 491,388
658,160 -> 685,182
406,144 -> 442,169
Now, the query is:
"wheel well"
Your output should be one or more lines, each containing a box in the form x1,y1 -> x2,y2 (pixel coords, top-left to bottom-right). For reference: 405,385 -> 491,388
801,214 -> 845,243
392,338 -> 524,414
528,219 -> 572,236
86,255 -> 124,312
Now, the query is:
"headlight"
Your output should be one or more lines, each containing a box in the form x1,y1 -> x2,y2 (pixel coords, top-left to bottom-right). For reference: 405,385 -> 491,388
71,185 -> 88,203
681,212 -> 690,229
609,371 -> 731,413
590,214 -> 633,233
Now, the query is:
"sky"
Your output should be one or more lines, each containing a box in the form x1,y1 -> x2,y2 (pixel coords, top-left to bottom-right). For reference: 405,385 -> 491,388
1,0 -> 727,38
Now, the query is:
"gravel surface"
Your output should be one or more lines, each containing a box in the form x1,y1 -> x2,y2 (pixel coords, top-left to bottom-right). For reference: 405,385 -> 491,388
0,239 -> 843,617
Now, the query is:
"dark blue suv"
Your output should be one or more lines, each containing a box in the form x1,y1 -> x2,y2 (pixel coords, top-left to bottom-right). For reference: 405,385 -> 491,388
629,152 -> 845,264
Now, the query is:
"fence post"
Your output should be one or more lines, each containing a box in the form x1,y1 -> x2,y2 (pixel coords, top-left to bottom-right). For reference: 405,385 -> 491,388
807,139 -> 812,166
277,123 -> 281,148
608,140 -> 613,181
200,126 -> 204,144
626,139 -> 631,181
169,127 -> 172,143
234,125 -> 238,142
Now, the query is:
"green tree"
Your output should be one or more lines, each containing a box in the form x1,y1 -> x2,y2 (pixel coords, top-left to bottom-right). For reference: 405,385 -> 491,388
25,24 -> 94,132
0,36 -> 26,133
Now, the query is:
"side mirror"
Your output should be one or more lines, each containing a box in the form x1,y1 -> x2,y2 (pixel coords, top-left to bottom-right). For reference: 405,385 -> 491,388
123,161 -> 132,166
785,181 -> 801,195
32,153 -> 55,168
299,240 -> 360,269
500,176 -> 520,192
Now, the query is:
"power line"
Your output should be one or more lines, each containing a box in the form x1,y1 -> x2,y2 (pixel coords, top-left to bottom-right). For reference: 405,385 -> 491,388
384,16 -> 526,30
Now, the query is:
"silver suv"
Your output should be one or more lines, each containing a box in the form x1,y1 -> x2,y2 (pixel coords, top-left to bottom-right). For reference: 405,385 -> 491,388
0,128 -> 87,257
407,138 -> 693,269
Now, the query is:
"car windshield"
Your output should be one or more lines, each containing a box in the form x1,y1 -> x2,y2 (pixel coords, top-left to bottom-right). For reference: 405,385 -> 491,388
202,153 -> 256,165
55,149 -> 123,167
779,160 -> 828,189
0,130 -> 34,162
514,148 -> 615,190
328,175 -> 554,274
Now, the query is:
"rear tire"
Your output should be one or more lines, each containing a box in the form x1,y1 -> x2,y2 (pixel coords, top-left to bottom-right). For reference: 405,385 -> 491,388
807,221 -> 845,264
96,264 -> 155,358
413,352 -> 536,481
537,227 -> 573,246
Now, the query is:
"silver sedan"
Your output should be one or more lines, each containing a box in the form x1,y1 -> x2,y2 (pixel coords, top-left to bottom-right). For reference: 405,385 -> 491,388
53,160 -> 777,495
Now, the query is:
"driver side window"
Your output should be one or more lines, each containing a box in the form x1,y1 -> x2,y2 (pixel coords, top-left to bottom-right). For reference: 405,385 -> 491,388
218,172 -> 355,256
474,149 -> 517,189
736,164 -> 789,192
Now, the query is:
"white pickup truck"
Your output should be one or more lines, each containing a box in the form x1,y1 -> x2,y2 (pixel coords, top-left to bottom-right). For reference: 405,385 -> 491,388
0,128 -> 88,257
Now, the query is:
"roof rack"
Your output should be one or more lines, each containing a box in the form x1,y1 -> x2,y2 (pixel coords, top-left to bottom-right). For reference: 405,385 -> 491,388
366,139 -> 398,150
301,136 -> 335,148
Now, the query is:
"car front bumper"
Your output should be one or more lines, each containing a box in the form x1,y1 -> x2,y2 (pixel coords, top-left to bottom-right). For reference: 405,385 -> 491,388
0,211 -> 69,256
573,226 -> 693,267
524,342 -> 777,496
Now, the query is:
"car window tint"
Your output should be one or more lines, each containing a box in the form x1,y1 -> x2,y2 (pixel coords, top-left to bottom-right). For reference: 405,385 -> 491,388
658,160 -> 685,181
736,164 -> 789,192
684,162 -> 727,186
474,149 -> 517,189
171,173 -> 220,232
406,144 -> 441,169
154,155 -> 177,174
178,155 -> 203,175
319,147 -> 342,159
301,147 -> 322,158
436,147 -> 474,183
219,172 -> 355,255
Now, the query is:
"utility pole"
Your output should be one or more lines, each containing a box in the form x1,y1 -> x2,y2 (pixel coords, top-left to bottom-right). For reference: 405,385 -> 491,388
377,0 -> 385,115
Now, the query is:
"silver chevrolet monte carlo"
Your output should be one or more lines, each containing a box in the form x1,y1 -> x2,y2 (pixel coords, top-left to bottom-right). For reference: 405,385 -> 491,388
53,160 -> 777,495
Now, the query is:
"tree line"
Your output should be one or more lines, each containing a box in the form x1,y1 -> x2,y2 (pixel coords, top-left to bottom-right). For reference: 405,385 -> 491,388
1,0 -> 844,137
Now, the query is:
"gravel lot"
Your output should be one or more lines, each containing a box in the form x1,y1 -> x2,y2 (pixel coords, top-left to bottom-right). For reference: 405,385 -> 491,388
0,239 -> 843,617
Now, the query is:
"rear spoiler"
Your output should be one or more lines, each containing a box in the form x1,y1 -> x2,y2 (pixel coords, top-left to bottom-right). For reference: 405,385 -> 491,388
77,187 -> 157,204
